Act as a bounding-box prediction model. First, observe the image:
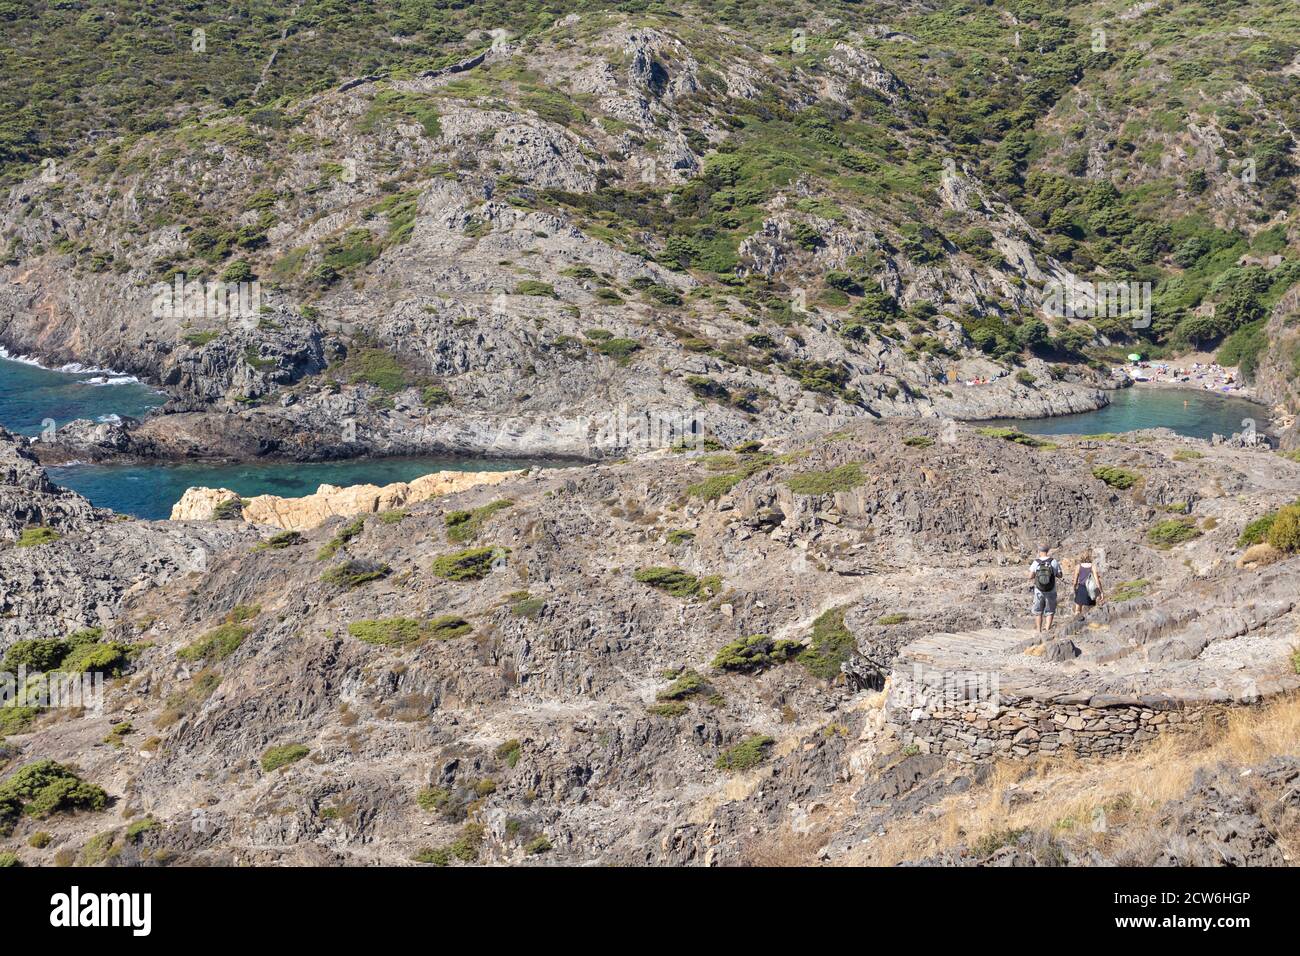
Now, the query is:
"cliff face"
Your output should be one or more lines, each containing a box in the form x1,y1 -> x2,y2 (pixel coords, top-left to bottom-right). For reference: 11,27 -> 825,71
1,13 -> 1139,464
3,423 -> 1299,865
1253,284 -> 1300,448
0,428 -> 101,539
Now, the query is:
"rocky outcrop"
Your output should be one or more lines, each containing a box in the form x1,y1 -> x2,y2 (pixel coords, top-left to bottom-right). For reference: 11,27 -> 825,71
0,427 -> 102,538
0,430 -> 252,639
169,468 -> 523,529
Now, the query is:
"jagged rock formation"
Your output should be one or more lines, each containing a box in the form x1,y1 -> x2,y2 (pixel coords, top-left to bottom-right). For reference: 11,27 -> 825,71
170,468 -> 523,529
0,427 -> 102,539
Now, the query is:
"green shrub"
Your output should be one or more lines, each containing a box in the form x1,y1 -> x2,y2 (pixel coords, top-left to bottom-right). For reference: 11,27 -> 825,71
14,526 -> 60,548
179,623 -> 251,663
255,530 -> 304,550
412,845 -> 451,866
378,509 -> 407,524
1173,449 -> 1203,461
431,546 -> 507,581
1265,504 -> 1300,553
1238,513 -> 1276,548
0,852 -> 17,867
125,816 -> 158,841
348,618 -> 428,646
976,427 -> 1051,448
666,529 -> 696,545
445,499 -> 512,543
515,280 -> 556,297
633,567 -> 721,599
876,613 -> 909,625
416,787 -> 451,814
0,705 -> 39,735
1092,466 -> 1140,490
798,607 -> 855,680
27,831 -> 50,849
79,830 -> 119,865
59,641 -> 130,676
971,828 -> 1027,858
318,515 -> 366,559
0,760 -> 107,833
211,498 -> 245,521
428,616 -> 472,640
2,638 -> 70,672
711,634 -> 800,672
507,591 -> 545,618
686,472 -> 742,501
656,669 -> 708,701
785,464 -> 865,495
525,835 -> 552,855
592,337 -> 641,363
103,721 -> 132,747
715,735 -> 774,772
1148,519 -> 1201,548
261,744 -> 310,772
321,559 -> 389,588
496,739 -> 522,768
902,435 -> 934,448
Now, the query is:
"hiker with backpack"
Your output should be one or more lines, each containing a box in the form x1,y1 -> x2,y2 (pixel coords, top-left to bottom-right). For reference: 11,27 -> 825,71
1028,544 -> 1064,633
1072,548 -> 1103,618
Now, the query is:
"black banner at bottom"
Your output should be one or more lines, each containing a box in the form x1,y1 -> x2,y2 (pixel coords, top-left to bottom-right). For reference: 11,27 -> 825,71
0,865 -> 1281,941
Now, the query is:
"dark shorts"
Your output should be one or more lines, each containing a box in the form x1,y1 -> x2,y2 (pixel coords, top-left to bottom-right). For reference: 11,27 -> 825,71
1075,585 -> 1096,607
1032,589 -> 1057,615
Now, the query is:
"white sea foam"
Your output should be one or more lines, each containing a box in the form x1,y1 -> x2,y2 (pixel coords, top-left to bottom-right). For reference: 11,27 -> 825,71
0,346 -> 145,385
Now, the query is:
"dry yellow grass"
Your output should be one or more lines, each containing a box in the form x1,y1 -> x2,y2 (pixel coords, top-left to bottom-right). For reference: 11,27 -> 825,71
844,694 -> 1300,866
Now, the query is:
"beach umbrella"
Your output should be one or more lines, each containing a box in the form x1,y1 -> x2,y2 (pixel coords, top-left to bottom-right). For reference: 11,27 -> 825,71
1127,353 -> 1142,362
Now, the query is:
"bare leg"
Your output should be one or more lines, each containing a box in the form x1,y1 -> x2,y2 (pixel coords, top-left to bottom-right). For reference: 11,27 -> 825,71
1044,612 -> 1053,631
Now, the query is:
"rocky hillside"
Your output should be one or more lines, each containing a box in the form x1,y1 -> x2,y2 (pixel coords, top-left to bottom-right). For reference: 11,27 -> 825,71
2,421 -> 1298,865
2,1 -> 1297,461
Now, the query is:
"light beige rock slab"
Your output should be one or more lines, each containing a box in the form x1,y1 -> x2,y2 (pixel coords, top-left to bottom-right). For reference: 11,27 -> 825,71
169,469 -> 522,529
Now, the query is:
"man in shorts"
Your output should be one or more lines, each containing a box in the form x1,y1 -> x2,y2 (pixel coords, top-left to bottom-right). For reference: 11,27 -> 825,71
1028,543 -> 1064,633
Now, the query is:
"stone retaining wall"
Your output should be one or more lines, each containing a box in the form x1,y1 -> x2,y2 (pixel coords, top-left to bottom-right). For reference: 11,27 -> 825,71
885,693 -> 1215,762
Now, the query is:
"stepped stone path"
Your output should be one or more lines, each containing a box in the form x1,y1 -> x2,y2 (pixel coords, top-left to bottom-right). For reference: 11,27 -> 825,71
884,558 -> 1300,761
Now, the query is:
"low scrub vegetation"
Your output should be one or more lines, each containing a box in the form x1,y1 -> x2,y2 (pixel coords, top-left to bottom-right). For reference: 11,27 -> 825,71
716,735 -> 774,772
1092,466 -> 1140,490
445,500 -> 511,543
1147,519 -> 1201,548
712,634 -> 800,672
0,761 -> 108,836
260,744 -> 310,772
784,464 -> 865,496
431,546 -> 507,581
633,567 -> 722,599
321,559 -> 390,588
798,607 -> 856,680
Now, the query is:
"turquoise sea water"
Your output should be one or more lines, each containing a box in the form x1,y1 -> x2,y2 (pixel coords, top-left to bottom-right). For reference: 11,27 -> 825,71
0,354 -> 531,518
0,354 -> 1270,519
46,457 -> 534,520
0,352 -> 164,435
989,386 -> 1267,441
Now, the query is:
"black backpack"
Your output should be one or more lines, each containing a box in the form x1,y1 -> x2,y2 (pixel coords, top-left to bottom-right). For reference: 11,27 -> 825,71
1034,561 -> 1056,592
